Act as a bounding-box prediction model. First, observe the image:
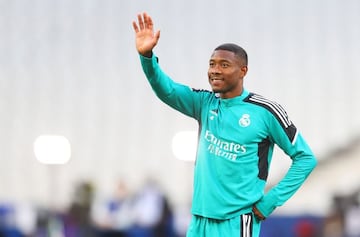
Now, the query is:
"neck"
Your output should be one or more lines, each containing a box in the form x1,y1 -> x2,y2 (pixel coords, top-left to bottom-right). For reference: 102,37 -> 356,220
219,88 -> 243,99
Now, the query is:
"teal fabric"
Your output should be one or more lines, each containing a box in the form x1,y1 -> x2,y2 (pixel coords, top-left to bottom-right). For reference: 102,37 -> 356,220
186,214 -> 261,237
140,54 -> 317,220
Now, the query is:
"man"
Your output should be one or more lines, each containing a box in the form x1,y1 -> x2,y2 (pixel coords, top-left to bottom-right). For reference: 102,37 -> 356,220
132,12 -> 317,237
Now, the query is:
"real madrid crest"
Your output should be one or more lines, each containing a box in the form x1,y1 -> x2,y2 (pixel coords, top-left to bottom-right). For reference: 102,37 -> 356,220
239,114 -> 251,127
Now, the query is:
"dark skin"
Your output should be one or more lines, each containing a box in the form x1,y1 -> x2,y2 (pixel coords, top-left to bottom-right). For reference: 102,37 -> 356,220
208,50 -> 248,99
133,12 -> 266,221
132,12 -> 160,57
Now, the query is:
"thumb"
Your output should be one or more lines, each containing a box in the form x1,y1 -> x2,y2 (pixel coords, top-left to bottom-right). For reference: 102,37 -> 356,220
154,30 -> 160,42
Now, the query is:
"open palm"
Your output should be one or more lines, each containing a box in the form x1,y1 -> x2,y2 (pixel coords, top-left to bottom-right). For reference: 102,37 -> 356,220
132,13 -> 160,56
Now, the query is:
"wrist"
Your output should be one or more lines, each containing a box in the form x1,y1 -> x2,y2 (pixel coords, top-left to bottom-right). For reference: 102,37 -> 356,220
252,205 -> 266,221
141,51 -> 153,58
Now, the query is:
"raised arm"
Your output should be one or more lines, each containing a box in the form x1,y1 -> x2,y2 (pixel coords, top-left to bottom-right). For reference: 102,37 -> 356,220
132,12 -> 160,57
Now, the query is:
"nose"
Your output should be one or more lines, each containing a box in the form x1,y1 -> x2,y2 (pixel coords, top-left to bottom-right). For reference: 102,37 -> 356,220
209,65 -> 221,74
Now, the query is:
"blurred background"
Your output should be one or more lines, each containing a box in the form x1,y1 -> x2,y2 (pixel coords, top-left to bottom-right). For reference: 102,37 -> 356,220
1,0 -> 360,236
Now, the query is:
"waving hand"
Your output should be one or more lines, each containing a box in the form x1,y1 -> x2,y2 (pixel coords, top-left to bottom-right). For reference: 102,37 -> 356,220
132,12 -> 160,57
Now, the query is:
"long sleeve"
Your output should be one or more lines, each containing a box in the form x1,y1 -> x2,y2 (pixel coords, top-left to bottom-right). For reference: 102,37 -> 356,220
139,54 -> 203,119
255,116 -> 317,217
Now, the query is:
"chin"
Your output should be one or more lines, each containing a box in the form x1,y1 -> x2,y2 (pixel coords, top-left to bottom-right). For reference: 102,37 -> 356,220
212,88 -> 222,93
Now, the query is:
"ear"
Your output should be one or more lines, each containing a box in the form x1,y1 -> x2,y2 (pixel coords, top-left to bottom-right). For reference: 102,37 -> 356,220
240,66 -> 248,77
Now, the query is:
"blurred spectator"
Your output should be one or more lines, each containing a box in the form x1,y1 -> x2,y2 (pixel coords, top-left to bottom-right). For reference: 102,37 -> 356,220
92,177 -> 176,237
153,195 -> 175,237
128,178 -> 175,237
0,203 -> 23,237
92,179 -> 134,236
14,202 -> 37,236
65,180 -> 96,237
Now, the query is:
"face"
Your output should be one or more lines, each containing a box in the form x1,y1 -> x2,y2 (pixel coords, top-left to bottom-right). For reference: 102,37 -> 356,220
208,50 -> 248,99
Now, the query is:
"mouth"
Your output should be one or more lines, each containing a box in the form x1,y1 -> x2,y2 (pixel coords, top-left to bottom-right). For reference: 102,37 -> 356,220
210,78 -> 224,90
210,77 -> 224,82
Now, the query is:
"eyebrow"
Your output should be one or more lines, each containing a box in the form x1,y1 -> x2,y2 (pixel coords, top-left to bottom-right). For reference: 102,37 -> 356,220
209,58 -> 232,63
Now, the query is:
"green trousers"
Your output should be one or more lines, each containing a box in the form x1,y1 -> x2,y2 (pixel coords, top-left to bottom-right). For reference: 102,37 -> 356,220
186,213 -> 261,237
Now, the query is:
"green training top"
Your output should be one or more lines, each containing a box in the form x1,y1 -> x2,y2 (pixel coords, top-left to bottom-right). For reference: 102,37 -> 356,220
140,54 -> 317,220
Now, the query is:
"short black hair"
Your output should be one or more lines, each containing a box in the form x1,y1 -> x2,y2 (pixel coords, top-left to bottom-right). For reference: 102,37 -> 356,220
214,43 -> 248,66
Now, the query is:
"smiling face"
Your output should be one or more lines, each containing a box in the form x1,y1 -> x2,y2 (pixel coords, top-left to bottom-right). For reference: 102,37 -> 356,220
208,49 -> 248,99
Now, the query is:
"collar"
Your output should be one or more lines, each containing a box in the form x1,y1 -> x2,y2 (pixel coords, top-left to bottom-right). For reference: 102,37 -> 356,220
219,89 -> 249,106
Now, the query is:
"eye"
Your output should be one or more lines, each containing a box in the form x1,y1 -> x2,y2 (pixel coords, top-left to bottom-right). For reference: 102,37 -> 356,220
221,63 -> 230,68
209,62 -> 215,67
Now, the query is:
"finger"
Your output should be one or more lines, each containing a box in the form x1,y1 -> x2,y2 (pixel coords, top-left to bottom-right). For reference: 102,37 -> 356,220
137,13 -> 144,30
154,30 -> 160,41
132,21 -> 139,33
143,12 -> 153,31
